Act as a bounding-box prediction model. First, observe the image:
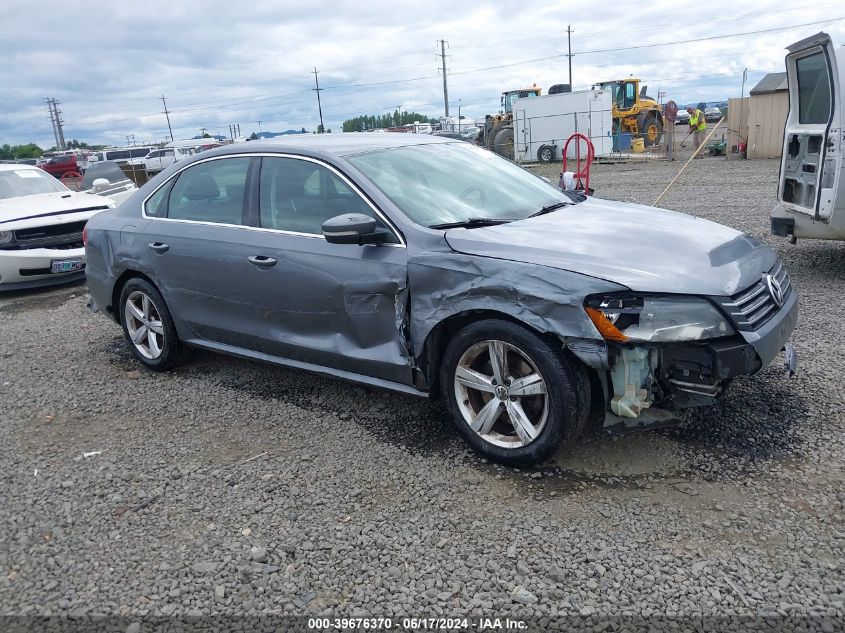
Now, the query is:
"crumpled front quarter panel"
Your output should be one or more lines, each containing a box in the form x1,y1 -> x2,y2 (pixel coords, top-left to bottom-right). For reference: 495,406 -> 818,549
408,250 -> 625,355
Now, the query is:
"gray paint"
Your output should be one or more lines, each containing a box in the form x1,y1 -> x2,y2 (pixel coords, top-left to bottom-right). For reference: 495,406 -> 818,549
85,135 -> 796,411
443,197 -> 777,296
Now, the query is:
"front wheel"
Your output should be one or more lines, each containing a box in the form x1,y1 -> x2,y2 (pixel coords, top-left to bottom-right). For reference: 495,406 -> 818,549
440,319 -> 589,466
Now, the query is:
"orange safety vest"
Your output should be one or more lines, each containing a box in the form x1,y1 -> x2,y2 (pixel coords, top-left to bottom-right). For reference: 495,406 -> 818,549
689,110 -> 706,132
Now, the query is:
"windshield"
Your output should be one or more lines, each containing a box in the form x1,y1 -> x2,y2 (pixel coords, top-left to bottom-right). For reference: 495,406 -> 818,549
0,168 -> 68,200
82,161 -> 132,189
347,142 -> 574,228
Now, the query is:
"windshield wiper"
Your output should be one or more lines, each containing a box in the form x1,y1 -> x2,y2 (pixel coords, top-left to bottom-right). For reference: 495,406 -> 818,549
526,201 -> 570,219
428,218 -> 518,230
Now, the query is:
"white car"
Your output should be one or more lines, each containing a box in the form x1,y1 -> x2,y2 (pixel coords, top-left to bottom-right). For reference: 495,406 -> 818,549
79,161 -> 137,206
0,164 -> 115,291
127,147 -> 192,174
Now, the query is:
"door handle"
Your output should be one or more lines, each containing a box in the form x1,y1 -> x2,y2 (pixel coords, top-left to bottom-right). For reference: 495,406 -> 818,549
148,242 -> 169,253
248,255 -> 277,268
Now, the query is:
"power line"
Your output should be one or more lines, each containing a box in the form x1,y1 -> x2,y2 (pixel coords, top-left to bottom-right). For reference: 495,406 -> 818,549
38,16 -> 845,142
572,17 -> 845,56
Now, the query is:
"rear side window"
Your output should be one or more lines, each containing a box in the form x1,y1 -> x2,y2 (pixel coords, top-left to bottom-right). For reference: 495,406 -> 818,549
145,180 -> 173,217
796,52 -> 832,125
166,157 -> 251,225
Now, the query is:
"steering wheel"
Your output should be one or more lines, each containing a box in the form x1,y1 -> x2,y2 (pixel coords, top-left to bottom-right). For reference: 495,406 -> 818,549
459,186 -> 486,203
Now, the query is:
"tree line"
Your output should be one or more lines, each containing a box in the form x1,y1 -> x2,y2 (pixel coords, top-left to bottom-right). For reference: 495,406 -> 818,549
342,111 -> 438,133
0,143 -> 43,160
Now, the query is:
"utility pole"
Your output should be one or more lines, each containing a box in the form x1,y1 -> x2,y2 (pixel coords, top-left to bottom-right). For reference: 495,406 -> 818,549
257,120 -> 262,134
437,40 -> 450,117
312,68 -> 325,133
458,99 -> 462,131
160,95 -> 174,142
567,25 -> 573,87
45,98 -> 60,150
200,127 -> 208,137
48,99 -> 66,150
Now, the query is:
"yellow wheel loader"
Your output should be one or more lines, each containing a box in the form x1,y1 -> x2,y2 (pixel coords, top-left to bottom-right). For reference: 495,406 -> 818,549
594,78 -> 664,146
482,84 -> 542,158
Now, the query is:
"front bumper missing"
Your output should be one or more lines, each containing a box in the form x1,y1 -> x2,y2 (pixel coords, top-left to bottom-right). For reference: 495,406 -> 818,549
601,286 -> 798,419
603,336 -> 797,422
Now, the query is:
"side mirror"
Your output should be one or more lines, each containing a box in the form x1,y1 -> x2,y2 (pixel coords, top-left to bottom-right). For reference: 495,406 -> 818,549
92,178 -> 110,192
322,213 -> 386,245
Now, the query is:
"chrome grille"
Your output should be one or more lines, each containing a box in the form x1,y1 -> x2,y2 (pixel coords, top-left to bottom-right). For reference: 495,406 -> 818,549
717,261 -> 791,331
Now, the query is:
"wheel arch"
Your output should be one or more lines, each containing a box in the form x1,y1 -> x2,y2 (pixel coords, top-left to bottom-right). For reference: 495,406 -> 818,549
417,308 -> 585,399
110,269 -> 158,324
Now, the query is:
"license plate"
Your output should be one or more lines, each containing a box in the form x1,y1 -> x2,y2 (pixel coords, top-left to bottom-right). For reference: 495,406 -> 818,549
50,259 -> 84,274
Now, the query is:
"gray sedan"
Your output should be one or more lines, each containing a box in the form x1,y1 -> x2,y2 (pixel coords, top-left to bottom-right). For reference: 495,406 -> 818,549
85,135 -> 797,466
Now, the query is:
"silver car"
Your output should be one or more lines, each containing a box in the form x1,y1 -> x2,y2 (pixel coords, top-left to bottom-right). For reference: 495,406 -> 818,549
85,136 -> 798,466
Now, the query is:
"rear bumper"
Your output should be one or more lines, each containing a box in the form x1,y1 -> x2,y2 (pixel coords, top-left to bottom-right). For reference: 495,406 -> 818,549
0,246 -> 86,290
771,203 -> 845,241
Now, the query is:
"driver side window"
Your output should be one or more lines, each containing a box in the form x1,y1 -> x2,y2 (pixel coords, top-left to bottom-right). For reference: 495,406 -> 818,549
258,157 -> 396,241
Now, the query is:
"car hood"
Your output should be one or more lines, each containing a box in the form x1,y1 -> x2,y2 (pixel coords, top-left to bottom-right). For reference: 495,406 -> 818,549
443,196 -> 776,296
0,191 -> 112,224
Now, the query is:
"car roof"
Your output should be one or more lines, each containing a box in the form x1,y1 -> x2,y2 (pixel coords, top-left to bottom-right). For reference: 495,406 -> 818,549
0,163 -> 43,173
198,133 -> 459,160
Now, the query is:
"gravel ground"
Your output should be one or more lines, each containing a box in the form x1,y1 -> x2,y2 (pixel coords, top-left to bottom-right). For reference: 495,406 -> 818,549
0,152 -> 843,630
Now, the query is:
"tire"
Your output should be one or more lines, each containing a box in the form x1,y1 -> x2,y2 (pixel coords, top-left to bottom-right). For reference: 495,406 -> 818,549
537,144 -> 555,163
118,277 -> 187,371
440,319 -> 589,466
639,112 -> 663,146
485,122 -> 501,150
493,127 -> 514,159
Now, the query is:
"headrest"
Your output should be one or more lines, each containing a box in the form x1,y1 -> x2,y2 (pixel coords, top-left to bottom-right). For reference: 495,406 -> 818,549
183,174 -> 219,200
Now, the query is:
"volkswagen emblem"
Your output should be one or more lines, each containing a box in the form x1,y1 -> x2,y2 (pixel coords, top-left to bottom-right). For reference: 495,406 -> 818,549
763,273 -> 784,307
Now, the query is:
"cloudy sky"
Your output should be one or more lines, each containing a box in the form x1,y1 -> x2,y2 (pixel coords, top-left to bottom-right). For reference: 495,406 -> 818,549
2,0 -> 843,149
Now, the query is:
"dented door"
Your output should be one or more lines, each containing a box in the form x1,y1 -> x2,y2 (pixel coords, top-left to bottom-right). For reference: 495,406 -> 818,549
779,32 -> 841,220
234,230 -> 411,384
227,154 -> 412,385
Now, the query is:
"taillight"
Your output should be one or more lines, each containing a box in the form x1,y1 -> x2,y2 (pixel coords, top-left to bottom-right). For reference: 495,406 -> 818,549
82,225 -> 88,247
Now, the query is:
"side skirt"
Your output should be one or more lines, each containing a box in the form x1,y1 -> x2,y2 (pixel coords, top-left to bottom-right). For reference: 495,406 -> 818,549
183,338 -> 430,399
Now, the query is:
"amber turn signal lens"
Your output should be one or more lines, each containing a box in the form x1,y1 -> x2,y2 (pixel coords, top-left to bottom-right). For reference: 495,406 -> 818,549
585,307 -> 629,343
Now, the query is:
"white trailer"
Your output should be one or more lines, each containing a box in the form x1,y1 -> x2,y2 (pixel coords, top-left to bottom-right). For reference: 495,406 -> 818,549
512,89 -> 613,163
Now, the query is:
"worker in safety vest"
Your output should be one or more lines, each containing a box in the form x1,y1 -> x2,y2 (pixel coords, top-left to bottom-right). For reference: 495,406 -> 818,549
687,107 -> 707,158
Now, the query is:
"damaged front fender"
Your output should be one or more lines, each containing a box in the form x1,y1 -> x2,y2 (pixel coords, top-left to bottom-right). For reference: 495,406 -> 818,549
407,250 -> 626,360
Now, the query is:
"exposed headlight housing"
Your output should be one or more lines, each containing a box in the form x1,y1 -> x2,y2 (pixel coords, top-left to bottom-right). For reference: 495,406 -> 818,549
0,230 -> 13,245
585,295 -> 735,343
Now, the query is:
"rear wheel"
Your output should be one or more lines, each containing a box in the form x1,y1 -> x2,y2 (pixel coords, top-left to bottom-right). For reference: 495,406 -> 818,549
119,278 -> 186,371
440,319 -> 589,466
493,127 -> 514,159
537,144 -> 555,163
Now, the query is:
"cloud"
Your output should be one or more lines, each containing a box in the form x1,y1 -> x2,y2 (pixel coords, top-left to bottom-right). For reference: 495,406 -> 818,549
1,0 -> 843,148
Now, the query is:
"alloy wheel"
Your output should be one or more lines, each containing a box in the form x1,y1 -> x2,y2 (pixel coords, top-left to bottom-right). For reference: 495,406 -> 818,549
454,340 -> 549,449
124,290 -> 165,360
